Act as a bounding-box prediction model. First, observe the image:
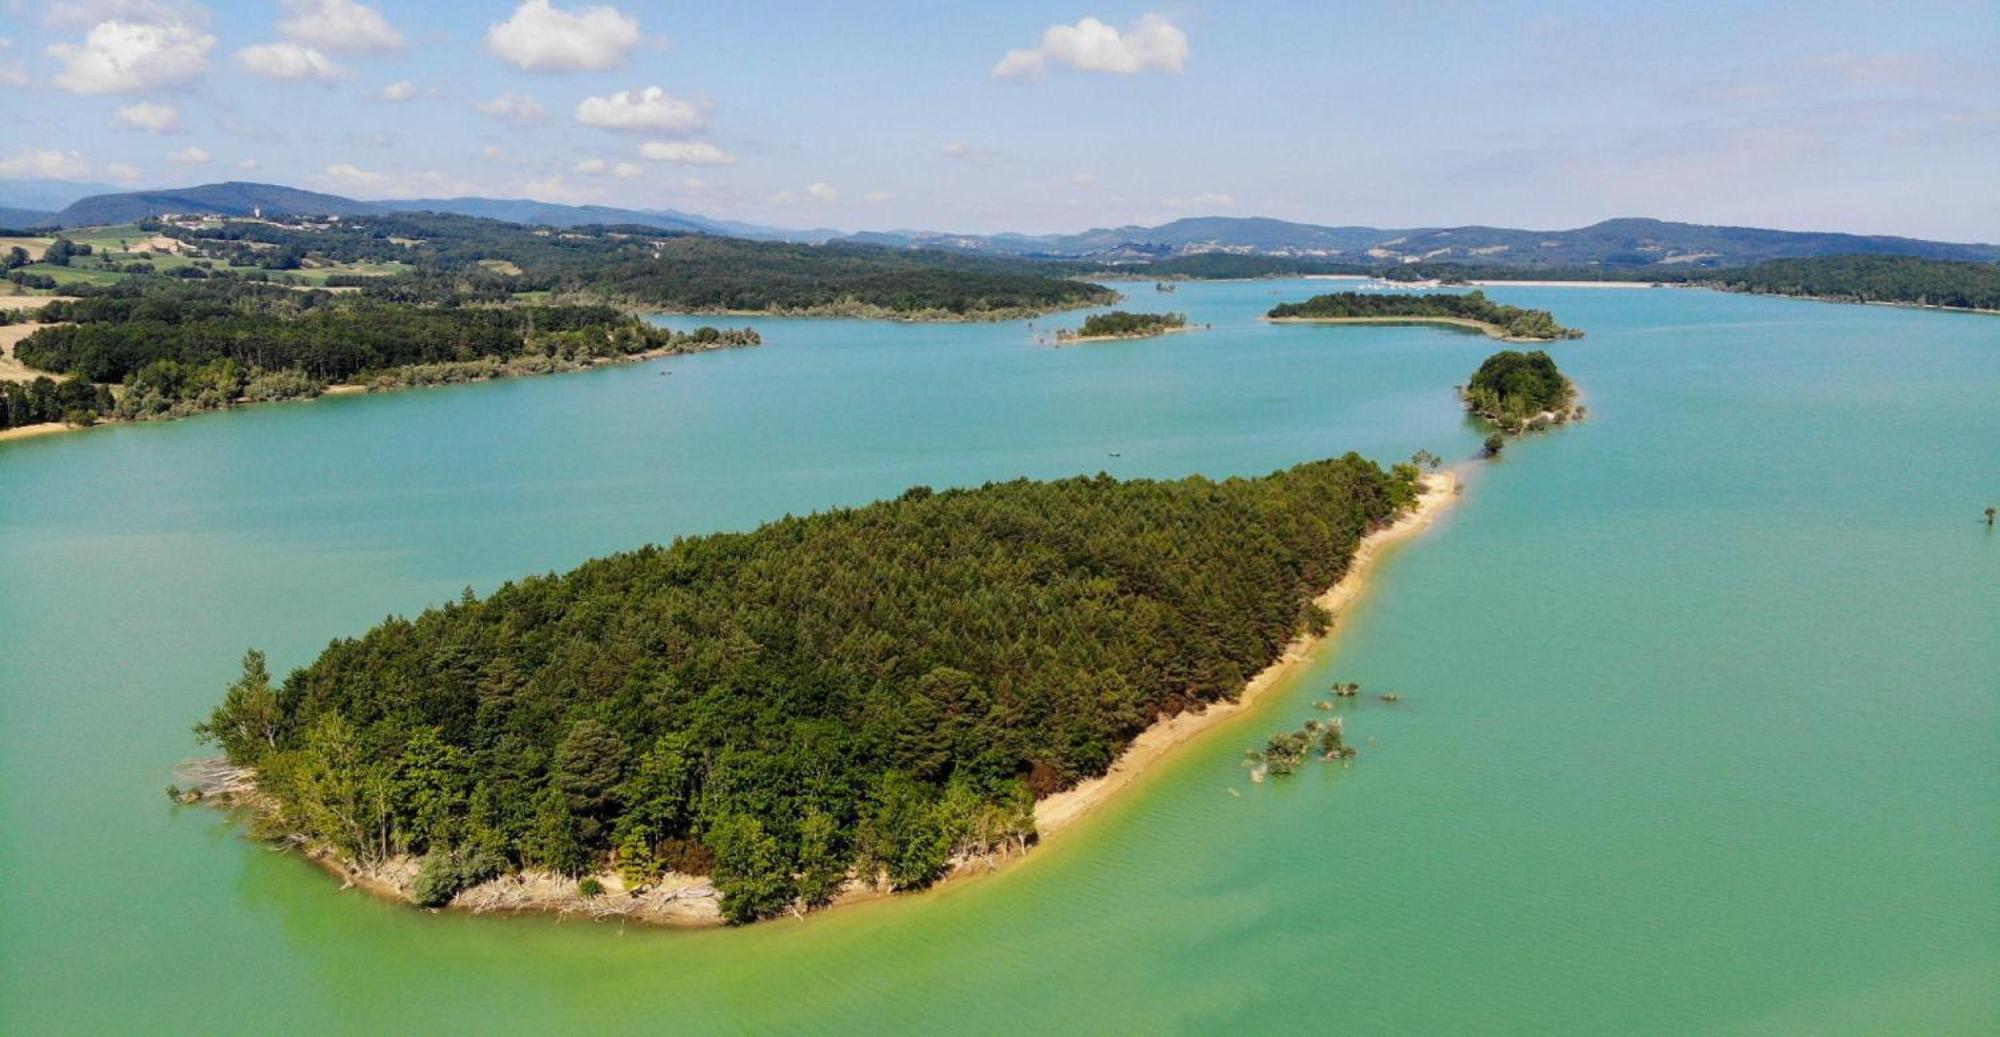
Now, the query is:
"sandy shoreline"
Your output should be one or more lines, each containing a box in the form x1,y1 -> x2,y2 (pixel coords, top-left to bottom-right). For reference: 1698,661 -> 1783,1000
1468,279 -> 1658,289
192,470 -> 1461,928
1267,314 -> 1560,343
1053,323 -> 1202,346
1036,469 -> 1459,836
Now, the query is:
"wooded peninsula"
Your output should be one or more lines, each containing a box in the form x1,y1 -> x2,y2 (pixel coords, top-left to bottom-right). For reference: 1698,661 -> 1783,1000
193,454 -> 1424,924
1266,290 -> 1582,341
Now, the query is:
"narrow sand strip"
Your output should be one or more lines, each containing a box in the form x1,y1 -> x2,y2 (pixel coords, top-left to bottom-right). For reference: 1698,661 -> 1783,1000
1035,470 -> 1460,836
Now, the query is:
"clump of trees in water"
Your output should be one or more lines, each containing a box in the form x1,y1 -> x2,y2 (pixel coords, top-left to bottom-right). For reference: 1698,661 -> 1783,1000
1461,350 -> 1579,433
196,455 -> 1420,923
1243,717 -> 1355,781
1064,310 -> 1187,340
1267,290 -> 1582,341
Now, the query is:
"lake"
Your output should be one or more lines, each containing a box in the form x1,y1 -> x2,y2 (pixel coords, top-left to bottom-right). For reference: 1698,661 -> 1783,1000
1,281 -> 1993,1033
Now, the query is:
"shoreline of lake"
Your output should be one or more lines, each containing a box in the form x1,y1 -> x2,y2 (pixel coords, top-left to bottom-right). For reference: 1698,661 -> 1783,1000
190,470 -> 1462,929
1266,314 -> 1563,343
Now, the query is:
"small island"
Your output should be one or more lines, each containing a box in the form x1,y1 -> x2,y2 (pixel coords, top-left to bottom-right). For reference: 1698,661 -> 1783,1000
1460,349 -> 1582,433
189,454 -> 1455,926
1056,310 -> 1191,344
1266,290 -> 1583,341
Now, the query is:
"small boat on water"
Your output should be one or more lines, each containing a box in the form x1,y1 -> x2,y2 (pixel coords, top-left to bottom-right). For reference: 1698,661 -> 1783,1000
1108,451 -> 1123,457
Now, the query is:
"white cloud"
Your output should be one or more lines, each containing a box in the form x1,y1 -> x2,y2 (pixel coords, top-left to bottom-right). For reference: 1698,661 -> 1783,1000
993,14 -> 1188,80
1069,171 -> 1096,187
113,99 -> 180,133
378,79 -> 415,101
315,162 -> 479,197
1162,191 -> 1234,209
472,91 -> 546,125
106,161 -> 143,181
681,176 -> 706,190
770,182 -> 836,205
48,18 -> 214,93
940,141 -> 971,158
480,145 -> 504,160
237,41 -> 345,81
35,1 -> 198,29
576,86 -> 706,133
278,0 -> 403,54
864,190 -> 893,204
574,157 -> 608,174
166,144 -> 210,164
612,161 -> 642,179
237,157 -> 259,171
0,148 -> 92,179
638,139 -> 734,165
0,38 -> 24,86
487,0 -> 641,73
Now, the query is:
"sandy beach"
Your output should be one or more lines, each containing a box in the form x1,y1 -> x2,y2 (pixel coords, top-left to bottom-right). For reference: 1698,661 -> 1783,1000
1267,314 -> 1560,343
1468,279 -> 1658,289
1035,469 -> 1459,836
1053,323 -> 1203,346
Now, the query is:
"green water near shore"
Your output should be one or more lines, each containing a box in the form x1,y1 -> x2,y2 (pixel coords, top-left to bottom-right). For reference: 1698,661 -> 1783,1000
1,282 -> 1994,1033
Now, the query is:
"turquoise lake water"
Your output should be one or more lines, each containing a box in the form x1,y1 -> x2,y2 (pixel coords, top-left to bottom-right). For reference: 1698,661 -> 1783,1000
1,281 -> 1993,1033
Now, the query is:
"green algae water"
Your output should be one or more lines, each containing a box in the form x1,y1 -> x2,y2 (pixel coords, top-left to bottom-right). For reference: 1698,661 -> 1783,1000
1,282 -> 1994,1033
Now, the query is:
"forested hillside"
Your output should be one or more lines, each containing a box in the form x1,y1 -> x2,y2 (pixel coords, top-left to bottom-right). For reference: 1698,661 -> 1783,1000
198,455 -> 1418,922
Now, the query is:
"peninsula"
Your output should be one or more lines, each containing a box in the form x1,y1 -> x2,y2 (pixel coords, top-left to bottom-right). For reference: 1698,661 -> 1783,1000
192,454 -> 1453,926
1056,310 -> 1191,344
1266,290 -> 1583,341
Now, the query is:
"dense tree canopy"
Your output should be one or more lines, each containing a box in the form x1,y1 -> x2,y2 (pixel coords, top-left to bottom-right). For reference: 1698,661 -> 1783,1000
1066,310 -> 1187,339
1693,254 -> 2000,311
201,455 -> 1419,922
1462,350 -> 1576,429
1267,290 -> 1581,340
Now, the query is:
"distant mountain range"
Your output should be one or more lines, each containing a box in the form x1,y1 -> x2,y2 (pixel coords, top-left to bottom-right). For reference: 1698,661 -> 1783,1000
4,181 -> 1996,269
845,216 -> 2000,267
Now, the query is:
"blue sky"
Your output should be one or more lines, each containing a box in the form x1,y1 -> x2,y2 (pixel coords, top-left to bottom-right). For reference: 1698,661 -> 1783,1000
2,1 -> 1996,239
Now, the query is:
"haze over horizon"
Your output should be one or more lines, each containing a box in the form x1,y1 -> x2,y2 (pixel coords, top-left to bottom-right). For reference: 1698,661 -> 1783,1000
2,1 -> 1997,240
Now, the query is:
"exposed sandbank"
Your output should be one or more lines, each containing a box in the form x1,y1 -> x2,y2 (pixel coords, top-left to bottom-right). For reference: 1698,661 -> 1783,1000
1267,314 -> 1560,343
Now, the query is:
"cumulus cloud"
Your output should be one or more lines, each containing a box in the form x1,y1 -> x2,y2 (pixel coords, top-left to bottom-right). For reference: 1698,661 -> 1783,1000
993,14 -> 1188,79
237,41 -> 346,81
378,79 -> 416,101
575,86 -> 706,133
237,157 -> 259,171
113,99 -> 180,132
472,91 -> 546,125
315,162 -> 478,197
0,38 -> 25,86
480,145 -> 504,160
0,148 -> 92,179
638,139 -> 734,165
487,0 -> 641,73
864,190 -> 893,204
48,18 -> 214,93
34,1 -> 199,30
106,161 -> 144,181
1162,191 -> 1234,209
769,182 -> 836,205
166,144 -> 210,164
278,0 -> 404,53
574,157 -> 608,174
612,161 -> 642,179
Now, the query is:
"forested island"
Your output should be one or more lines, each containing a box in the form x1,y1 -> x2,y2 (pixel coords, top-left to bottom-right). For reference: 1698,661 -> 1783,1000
1,281 -> 756,430
1057,310 -> 1190,343
1460,350 -> 1581,433
192,454 -> 1430,924
1266,290 -> 1582,341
